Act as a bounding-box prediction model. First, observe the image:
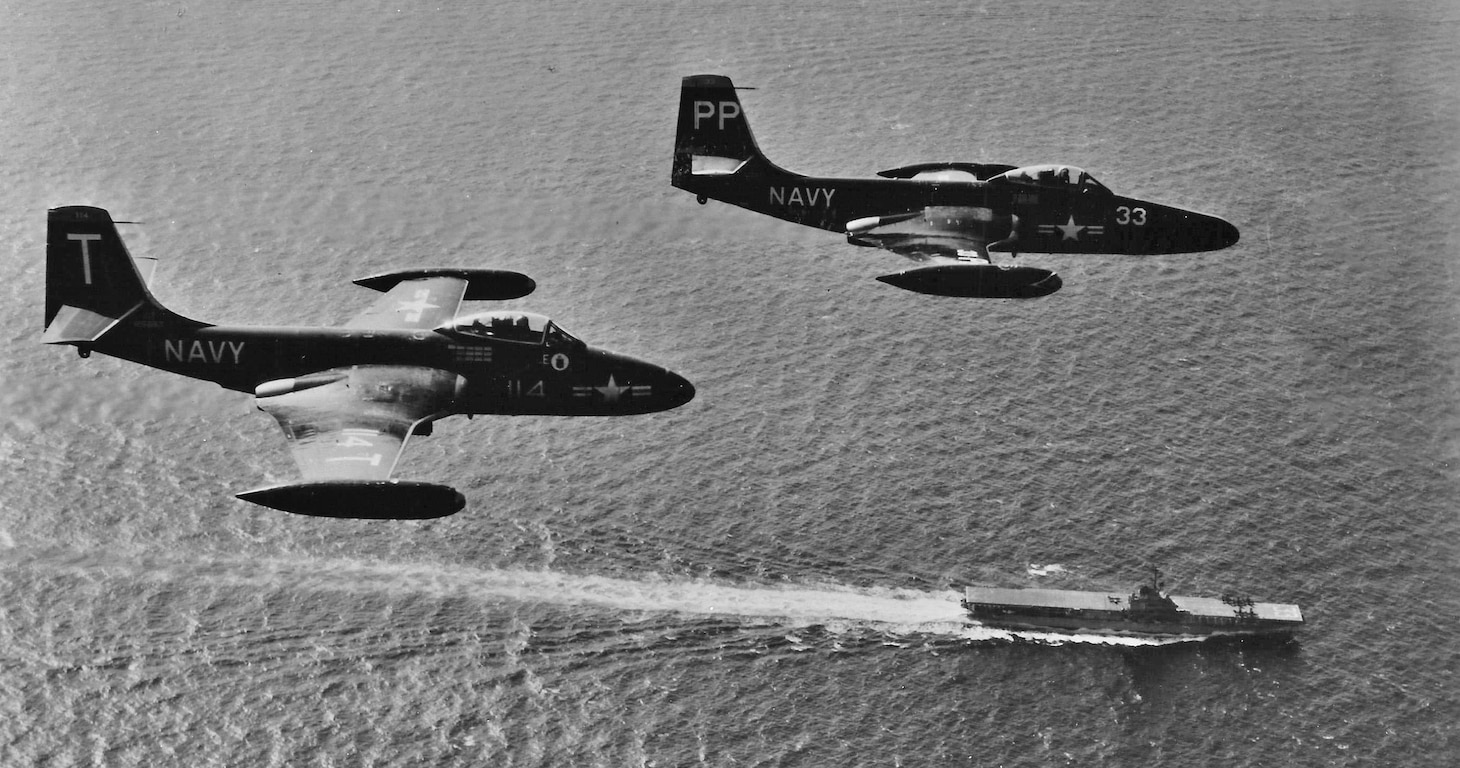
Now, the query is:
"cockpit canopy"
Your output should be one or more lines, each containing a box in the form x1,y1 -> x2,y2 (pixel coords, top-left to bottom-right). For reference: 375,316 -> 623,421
989,164 -> 1111,194
439,310 -> 582,347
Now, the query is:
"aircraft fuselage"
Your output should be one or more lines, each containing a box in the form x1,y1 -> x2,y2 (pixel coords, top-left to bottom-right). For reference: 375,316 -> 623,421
670,73 -> 1239,268
85,317 -> 693,417
677,169 -> 1240,256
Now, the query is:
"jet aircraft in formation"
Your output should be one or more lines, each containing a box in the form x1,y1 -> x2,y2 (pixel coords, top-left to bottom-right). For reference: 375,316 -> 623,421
672,74 -> 1240,298
45,78 -> 1243,515
43,206 -> 694,519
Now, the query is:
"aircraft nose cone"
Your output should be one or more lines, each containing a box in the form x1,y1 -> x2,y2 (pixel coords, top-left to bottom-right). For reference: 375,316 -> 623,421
1190,213 -> 1240,251
1218,219 -> 1241,248
1152,207 -> 1241,253
658,368 -> 696,409
593,348 -> 696,413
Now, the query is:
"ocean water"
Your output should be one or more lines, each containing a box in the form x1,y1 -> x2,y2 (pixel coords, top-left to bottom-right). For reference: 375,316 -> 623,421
2,0 -> 1458,765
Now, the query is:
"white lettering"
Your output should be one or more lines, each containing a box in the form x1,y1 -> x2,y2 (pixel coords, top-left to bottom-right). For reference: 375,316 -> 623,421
718,101 -> 739,129
403,287 -> 432,322
339,429 -> 376,448
67,233 -> 101,285
164,338 -> 244,364
328,453 -> 382,466
692,100 -> 739,130
693,101 -> 714,129
769,187 -> 836,207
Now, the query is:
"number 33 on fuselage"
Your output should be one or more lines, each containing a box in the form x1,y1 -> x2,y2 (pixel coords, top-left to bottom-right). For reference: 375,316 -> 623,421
942,163 -> 1237,257
671,74 -> 1240,298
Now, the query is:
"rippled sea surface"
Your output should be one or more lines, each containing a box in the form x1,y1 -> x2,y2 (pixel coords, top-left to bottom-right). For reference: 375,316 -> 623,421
3,1 -> 1458,765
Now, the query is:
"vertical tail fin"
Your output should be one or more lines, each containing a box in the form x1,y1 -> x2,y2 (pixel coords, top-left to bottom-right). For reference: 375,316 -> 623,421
673,74 -> 790,185
43,206 -> 178,344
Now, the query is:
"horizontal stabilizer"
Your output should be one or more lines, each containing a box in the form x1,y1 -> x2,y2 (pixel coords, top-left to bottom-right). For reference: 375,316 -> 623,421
40,302 -> 138,344
237,480 -> 466,519
875,263 -> 1061,299
353,269 -> 536,301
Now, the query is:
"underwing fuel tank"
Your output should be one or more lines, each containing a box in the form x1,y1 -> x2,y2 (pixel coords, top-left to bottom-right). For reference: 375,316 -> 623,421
876,263 -> 1062,299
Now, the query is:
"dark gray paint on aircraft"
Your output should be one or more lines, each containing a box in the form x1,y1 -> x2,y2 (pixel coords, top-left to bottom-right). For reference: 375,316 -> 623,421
43,206 -> 694,519
672,74 -> 1239,298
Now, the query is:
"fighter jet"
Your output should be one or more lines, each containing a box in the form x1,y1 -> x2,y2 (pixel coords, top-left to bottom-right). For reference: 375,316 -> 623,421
42,206 -> 695,519
672,74 -> 1240,299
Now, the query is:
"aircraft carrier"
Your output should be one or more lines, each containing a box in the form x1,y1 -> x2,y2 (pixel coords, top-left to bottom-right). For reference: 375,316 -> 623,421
963,571 -> 1304,638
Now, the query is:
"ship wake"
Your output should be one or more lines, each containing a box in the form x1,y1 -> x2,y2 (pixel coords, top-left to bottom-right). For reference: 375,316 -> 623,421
14,549 -> 1215,648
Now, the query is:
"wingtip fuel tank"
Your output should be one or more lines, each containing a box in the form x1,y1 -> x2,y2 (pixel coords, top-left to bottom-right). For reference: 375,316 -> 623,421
237,481 -> 467,520
876,263 -> 1062,299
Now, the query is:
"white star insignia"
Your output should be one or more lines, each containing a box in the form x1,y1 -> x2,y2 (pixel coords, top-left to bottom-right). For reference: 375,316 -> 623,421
594,375 -> 627,403
1055,216 -> 1085,241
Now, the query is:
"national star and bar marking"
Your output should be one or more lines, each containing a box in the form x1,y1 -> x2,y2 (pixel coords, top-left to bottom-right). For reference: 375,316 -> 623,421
395,297 -> 439,313
573,375 -> 653,403
1037,215 -> 1105,241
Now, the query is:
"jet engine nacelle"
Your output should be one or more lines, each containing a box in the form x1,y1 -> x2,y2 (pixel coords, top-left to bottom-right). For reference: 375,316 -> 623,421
845,207 -> 1015,252
254,371 -> 348,398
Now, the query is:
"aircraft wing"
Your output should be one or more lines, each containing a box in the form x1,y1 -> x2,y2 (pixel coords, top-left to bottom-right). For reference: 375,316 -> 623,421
847,209 -> 1061,299
851,232 -> 991,262
238,365 -> 467,518
344,275 -> 469,330
845,207 -> 1013,262
345,269 -> 537,330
